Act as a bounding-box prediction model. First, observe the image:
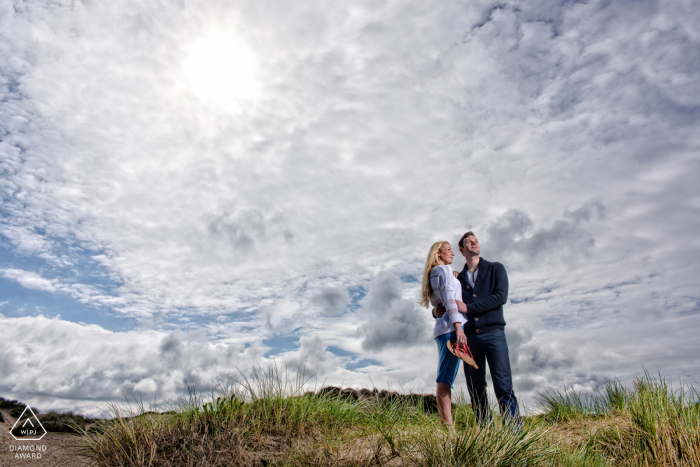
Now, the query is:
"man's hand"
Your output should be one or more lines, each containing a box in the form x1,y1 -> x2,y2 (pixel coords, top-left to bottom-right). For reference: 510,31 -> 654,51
433,301 -> 467,318
453,270 -> 459,279
432,305 -> 446,319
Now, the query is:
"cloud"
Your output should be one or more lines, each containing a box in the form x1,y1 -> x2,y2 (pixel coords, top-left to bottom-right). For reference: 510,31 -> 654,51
260,301 -> 303,335
0,315 -> 258,415
483,201 -> 606,269
0,267 -> 121,309
283,334 -> 340,375
357,271 -> 432,352
204,209 -> 267,256
1,268 -> 57,292
312,286 -> 350,316
133,378 -> 158,394
2,0 -> 697,324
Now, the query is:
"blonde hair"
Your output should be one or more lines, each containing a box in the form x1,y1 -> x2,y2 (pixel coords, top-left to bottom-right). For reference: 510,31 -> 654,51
420,241 -> 450,308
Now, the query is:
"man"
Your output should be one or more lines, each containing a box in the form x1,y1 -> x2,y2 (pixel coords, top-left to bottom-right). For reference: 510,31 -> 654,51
434,231 -> 521,424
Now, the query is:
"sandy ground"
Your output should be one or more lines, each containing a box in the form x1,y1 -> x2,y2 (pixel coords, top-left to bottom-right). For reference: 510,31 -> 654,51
1,410 -> 96,467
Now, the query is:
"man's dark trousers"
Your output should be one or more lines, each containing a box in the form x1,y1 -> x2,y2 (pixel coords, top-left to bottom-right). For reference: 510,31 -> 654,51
463,328 -> 521,423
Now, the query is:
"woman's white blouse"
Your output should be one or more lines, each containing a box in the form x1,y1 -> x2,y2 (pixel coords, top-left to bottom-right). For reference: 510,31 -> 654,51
430,265 -> 467,339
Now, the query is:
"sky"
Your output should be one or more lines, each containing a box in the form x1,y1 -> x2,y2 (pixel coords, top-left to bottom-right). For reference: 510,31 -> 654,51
1,0 -> 699,417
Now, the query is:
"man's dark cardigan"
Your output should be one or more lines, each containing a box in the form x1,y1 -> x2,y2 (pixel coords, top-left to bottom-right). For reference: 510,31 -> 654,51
458,257 -> 508,335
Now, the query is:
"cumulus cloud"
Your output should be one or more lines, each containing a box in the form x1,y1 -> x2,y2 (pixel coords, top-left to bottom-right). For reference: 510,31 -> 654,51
484,201 -> 606,269
133,378 -> 158,394
0,315 -> 256,415
312,286 -> 350,316
357,271 -> 432,352
283,334 -> 340,376
506,324 -> 585,391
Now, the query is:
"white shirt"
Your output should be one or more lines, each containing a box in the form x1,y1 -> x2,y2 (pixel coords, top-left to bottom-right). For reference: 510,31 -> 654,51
465,268 -> 479,288
430,265 -> 467,339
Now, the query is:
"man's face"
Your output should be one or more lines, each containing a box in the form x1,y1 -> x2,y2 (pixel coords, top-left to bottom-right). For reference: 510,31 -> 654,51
460,235 -> 480,257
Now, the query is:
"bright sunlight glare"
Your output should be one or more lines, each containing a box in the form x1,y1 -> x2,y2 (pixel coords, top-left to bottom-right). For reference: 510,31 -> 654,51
182,31 -> 261,108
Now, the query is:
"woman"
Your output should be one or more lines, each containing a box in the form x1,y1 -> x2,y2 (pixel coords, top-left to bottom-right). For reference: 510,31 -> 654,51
420,241 -> 468,425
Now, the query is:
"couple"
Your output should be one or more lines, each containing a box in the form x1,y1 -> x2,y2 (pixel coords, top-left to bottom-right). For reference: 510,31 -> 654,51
420,231 -> 520,426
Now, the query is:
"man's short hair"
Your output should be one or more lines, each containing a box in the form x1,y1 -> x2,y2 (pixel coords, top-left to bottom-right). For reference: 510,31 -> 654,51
458,231 -> 475,249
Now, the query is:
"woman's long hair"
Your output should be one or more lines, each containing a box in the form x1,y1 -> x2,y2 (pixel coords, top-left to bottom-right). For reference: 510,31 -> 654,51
420,241 -> 450,308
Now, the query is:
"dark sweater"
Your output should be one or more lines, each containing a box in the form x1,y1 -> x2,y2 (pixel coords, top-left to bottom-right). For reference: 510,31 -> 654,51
458,258 -> 509,335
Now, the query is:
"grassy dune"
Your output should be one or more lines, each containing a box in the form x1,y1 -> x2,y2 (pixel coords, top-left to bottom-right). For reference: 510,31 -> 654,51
73,367 -> 700,466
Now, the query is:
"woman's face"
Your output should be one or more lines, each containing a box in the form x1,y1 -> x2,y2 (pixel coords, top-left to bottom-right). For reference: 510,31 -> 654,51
438,243 -> 455,265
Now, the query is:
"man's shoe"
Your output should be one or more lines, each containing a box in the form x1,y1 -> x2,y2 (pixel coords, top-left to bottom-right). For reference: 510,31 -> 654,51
447,341 -> 479,369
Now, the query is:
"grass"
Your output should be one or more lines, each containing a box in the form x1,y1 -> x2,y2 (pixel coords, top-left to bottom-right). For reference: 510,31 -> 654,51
411,416 -> 555,467
39,411 -> 97,433
537,371 -> 700,466
71,367 -> 700,466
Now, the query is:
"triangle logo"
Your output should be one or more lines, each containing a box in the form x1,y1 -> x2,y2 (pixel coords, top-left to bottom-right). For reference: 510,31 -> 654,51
9,405 -> 47,441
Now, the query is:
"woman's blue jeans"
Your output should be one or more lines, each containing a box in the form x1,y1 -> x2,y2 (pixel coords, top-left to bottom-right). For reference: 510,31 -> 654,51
463,328 -> 521,424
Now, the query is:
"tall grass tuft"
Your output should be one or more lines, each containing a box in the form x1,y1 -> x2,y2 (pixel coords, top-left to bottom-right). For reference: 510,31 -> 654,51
537,386 -> 592,422
623,371 -> 700,466
228,362 -> 363,437
596,379 -> 628,414
539,371 -> 700,466
412,416 -> 555,467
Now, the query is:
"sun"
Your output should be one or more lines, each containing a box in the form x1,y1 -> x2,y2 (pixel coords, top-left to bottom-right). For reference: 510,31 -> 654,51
182,31 -> 261,108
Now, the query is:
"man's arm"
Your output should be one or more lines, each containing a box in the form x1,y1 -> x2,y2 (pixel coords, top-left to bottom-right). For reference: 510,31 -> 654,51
467,263 -> 508,314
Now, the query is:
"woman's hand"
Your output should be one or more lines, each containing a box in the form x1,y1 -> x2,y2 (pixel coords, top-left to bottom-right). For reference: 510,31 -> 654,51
456,300 -> 467,313
455,326 -> 468,345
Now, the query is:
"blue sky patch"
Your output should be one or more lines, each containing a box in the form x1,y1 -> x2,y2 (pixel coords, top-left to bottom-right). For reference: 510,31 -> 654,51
263,328 -> 302,355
